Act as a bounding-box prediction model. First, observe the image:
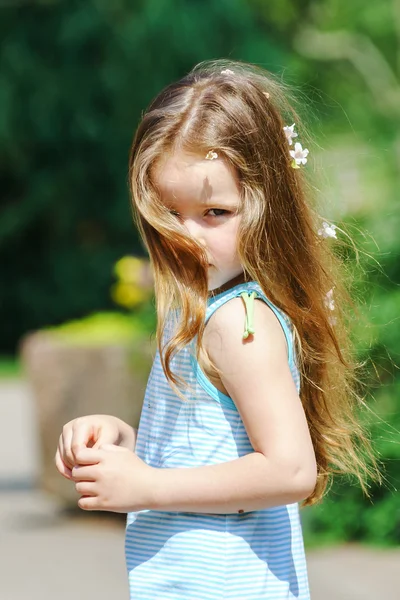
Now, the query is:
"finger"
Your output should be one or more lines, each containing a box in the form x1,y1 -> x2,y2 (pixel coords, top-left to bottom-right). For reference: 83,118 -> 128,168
99,443 -> 124,452
62,427 -> 76,469
54,448 -> 73,480
71,465 -> 96,481
74,447 -> 103,465
78,496 -> 101,511
75,481 -> 96,496
58,436 -> 73,470
91,430 -> 118,450
57,436 -> 75,475
71,421 -> 96,461
91,438 -> 103,449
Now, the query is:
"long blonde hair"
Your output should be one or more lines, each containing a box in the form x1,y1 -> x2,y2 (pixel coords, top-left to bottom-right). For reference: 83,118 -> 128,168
128,59 -> 380,505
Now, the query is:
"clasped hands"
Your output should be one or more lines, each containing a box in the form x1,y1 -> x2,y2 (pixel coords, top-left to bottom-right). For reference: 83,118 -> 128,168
55,415 -> 155,513
69,444 -> 155,513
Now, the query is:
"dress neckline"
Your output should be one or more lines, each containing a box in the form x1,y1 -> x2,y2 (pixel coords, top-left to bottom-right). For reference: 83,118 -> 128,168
207,273 -> 248,299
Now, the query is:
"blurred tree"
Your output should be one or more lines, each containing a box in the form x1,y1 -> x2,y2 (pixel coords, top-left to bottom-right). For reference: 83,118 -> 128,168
0,0 -> 287,352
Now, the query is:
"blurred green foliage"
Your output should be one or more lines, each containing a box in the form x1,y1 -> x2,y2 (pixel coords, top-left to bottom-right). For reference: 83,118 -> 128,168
0,356 -> 22,379
0,0 -> 284,352
0,0 -> 399,544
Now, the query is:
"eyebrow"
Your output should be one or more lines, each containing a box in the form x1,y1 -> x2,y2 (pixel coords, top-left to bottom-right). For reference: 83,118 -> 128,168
198,198 -> 239,207
167,200 -> 240,212
163,195 -> 239,207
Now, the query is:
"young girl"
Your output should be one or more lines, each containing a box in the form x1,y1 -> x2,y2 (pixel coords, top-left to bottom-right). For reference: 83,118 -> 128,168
55,60 -> 378,599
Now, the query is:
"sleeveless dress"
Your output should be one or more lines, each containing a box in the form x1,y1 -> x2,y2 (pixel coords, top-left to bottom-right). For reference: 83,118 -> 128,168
125,281 -> 310,599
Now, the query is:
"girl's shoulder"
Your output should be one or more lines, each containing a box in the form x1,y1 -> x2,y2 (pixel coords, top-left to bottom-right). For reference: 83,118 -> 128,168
205,293 -> 289,364
206,281 -> 294,368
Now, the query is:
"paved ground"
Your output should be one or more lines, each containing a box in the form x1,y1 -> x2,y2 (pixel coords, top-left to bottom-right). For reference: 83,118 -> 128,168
1,378 -> 399,599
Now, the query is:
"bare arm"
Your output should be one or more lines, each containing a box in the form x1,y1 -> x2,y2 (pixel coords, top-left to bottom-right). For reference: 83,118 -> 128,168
150,452 -> 314,514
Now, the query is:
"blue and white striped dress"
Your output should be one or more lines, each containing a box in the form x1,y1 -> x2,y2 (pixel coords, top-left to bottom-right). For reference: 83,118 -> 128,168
125,281 -> 310,599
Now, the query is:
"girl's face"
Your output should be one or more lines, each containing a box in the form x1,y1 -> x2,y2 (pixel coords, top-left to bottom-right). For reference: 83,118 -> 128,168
154,151 -> 243,290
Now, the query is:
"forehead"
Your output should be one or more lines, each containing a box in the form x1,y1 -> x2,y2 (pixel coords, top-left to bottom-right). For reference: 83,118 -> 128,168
153,151 -> 240,205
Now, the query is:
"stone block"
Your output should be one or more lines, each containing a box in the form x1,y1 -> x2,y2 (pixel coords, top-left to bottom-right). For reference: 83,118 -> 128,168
20,332 -> 153,505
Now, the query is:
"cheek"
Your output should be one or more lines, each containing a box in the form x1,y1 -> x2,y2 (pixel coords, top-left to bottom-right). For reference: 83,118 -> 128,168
212,230 -> 240,263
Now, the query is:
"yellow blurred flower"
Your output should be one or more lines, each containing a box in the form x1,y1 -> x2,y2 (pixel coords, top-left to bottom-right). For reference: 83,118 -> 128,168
114,256 -> 142,284
111,282 -> 148,309
112,256 -> 154,310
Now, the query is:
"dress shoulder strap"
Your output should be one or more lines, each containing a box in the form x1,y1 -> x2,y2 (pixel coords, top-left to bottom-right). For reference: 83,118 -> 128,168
206,281 -> 295,368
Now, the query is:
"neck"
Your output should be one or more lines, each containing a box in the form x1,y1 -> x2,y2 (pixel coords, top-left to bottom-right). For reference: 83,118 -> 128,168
208,272 -> 248,298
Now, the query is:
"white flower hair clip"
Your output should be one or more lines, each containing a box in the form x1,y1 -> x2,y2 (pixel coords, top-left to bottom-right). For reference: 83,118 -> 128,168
283,123 -> 309,169
324,288 -> 337,326
318,221 -> 337,239
283,123 -> 297,145
205,150 -> 218,160
290,143 -> 309,169
221,69 -> 234,75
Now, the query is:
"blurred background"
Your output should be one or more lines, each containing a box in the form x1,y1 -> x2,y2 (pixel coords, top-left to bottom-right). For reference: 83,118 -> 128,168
1,1 -> 399,598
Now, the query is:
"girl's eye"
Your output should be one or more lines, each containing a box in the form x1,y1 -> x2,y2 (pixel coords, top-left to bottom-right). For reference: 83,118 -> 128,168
169,210 -> 181,218
206,208 -> 229,217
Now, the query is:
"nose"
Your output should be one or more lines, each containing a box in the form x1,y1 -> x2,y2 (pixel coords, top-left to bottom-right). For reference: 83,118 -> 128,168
182,218 -> 210,265
183,218 -> 205,244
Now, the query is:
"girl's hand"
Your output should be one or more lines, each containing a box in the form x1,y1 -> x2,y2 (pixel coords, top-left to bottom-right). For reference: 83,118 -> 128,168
55,415 -> 137,481
71,444 -> 155,513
